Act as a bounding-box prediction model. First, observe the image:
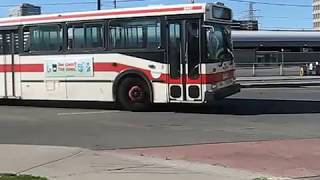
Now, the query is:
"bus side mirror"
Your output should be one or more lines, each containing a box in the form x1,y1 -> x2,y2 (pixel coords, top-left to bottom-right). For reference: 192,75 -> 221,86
202,25 -> 214,32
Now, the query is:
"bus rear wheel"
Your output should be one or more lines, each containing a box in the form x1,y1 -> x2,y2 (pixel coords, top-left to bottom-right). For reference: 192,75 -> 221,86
117,77 -> 151,111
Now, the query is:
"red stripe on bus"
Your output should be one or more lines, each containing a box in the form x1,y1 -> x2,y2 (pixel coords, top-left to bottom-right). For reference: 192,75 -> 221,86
0,64 -> 43,72
20,64 -> 44,72
94,63 -> 136,72
0,6 -> 203,25
93,62 -> 235,84
94,62 -> 158,81
204,70 -> 235,84
0,65 -> 12,72
162,70 -> 235,84
0,63 -> 235,84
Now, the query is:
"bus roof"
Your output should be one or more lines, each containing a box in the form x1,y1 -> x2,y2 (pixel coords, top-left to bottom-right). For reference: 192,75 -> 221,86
0,3 -> 208,27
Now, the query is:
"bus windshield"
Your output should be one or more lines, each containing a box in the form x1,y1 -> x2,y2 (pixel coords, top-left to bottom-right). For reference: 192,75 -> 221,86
205,24 -> 233,63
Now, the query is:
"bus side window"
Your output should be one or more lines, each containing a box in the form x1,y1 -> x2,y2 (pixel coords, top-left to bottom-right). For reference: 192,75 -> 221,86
146,22 -> 161,49
23,28 -> 31,52
73,26 -> 85,49
109,22 -> 129,49
0,33 -> 4,54
67,27 -> 74,49
0,32 -> 19,54
85,24 -> 103,48
25,25 -> 63,52
68,23 -> 104,50
109,19 -> 161,49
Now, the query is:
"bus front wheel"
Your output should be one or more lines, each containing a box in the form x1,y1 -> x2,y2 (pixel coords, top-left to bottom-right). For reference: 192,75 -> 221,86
117,77 -> 151,111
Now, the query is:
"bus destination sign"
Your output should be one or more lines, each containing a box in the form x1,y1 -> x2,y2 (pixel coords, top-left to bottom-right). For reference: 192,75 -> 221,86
205,4 -> 232,21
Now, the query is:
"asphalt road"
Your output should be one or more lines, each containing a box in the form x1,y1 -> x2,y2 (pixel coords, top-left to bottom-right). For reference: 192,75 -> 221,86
1,87 -> 320,150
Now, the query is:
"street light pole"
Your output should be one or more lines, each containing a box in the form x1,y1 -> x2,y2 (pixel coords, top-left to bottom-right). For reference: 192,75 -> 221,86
97,0 -> 101,10
280,48 -> 284,76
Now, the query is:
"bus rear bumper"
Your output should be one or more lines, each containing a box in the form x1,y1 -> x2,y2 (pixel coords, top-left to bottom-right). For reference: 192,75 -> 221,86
204,83 -> 241,103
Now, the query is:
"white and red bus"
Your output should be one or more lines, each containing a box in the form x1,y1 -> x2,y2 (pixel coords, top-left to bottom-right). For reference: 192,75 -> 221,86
0,2 -> 240,111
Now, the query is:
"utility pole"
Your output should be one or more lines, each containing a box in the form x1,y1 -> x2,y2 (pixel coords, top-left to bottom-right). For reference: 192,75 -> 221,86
114,0 -> 117,8
97,0 -> 101,10
248,2 -> 256,21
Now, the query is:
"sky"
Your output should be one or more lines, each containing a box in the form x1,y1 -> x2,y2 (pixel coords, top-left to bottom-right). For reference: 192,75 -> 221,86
0,0 -> 313,30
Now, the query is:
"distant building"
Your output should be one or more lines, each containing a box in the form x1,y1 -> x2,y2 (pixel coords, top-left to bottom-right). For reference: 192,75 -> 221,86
232,20 -> 259,31
9,3 -> 41,17
313,0 -> 320,30
232,30 -> 320,64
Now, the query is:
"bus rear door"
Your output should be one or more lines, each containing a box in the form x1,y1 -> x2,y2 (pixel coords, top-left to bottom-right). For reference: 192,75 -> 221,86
0,30 -> 20,99
167,19 -> 202,103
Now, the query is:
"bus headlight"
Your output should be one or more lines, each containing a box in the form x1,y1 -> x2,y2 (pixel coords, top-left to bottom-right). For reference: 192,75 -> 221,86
212,84 -> 217,89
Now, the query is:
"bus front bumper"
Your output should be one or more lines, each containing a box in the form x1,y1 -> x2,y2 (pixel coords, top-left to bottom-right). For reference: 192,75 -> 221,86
204,83 -> 241,103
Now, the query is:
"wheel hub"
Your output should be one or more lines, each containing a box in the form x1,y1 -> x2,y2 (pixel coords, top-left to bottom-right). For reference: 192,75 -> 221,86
128,85 -> 144,102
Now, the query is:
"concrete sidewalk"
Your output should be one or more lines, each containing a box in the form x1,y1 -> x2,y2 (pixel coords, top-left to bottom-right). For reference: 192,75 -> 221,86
0,144 -> 276,180
116,139 -> 320,179
238,76 -> 320,88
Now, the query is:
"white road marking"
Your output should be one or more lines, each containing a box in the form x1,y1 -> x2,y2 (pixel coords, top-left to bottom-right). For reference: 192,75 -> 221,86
57,111 -> 120,116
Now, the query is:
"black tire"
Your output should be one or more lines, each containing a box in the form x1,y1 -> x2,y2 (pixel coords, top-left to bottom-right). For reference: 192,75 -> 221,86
117,77 -> 151,111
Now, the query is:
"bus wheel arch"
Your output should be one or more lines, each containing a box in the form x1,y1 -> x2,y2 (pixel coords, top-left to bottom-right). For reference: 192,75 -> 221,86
113,70 -> 153,111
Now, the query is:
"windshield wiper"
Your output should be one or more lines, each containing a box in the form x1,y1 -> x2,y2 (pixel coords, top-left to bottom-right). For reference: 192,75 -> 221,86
227,48 -> 234,65
219,48 -> 233,67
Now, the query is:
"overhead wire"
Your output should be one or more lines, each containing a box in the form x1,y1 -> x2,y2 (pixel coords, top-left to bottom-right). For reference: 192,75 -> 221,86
224,0 -> 311,8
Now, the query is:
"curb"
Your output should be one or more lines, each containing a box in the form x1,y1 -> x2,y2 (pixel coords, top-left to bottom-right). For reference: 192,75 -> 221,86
240,82 -> 320,88
238,79 -> 320,88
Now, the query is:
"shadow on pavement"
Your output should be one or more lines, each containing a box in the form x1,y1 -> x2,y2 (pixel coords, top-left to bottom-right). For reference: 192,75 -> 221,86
0,100 -> 117,110
1,98 -> 320,115
219,98 -> 320,115
164,99 -> 320,115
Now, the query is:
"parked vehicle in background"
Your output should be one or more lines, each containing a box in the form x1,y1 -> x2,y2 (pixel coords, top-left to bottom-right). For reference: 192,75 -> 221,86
300,62 -> 320,76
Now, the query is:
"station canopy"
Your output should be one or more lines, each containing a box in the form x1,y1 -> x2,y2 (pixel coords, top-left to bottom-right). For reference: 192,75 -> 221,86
232,30 -> 320,48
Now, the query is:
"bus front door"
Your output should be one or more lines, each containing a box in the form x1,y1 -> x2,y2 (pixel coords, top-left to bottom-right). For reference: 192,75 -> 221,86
167,20 -> 202,103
